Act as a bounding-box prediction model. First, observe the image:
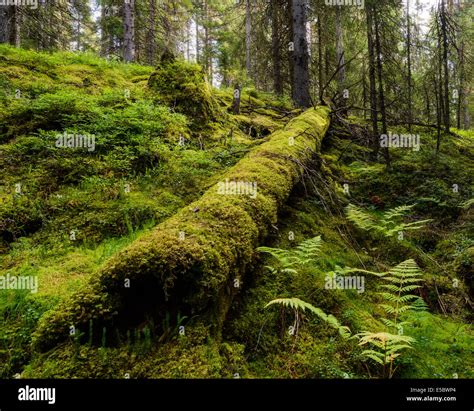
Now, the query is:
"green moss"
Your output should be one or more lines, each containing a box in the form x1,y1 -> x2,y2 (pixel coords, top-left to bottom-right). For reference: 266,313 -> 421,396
399,311 -> 473,378
23,324 -> 249,378
148,60 -> 223,128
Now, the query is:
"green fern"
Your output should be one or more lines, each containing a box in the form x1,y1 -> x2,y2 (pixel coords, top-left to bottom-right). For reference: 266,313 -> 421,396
345,204 -> 431,238
356,259 -> 426,378
257,236 -> 322,274
357,331 -> 415,378
265,298 -> 351,339
378,259 -> 426,329
459,198 -> 474,209
293,236 -> 323,266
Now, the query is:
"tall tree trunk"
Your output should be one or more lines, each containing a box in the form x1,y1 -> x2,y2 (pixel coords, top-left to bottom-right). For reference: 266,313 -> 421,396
204,0 -> 212,82
424,84 -> 431,124
0,7 -> 11,44
436,13 -> 444,151
195,12 -> 200,63
186,19 -> 191,61
245,0 -> 252,77
335,6 -> 345,94
362,57 -> 368,120
317,13 -> 324,103
461,45 -> 470,129
366,5 -> 379,159
146,0 -> 156,65
11,6 -> 21,48
374,5 -> 390,167
123,0 -> 135,62
434,76 -> 441,154
440,0 -> 450,133
100,3 -> 107,57
291,0 -> 311,108
288,0 -> 294,99
76,15 -> 81,51
406,0 -> 413,131
271,0 -> 283,94
335,6 -> 347,115
456,1 -> 466,129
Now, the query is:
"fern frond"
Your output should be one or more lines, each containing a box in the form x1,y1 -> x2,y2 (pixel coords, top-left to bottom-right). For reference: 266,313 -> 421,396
346,204 -> 429,238
265,298 -> 351,339
293,236 -> 322,266
345,205 -> 378,231
361,351 -> 385,365
257,236 -> 322,271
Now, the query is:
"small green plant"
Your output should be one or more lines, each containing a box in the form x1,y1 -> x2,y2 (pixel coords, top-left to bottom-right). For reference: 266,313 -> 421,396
257,236 -> 321,274
346,204 -> 431,238
260,237 -> 350,339
357,331 -> 415,379
265,298 -> 351,339
378,259 -> 427,332
357,259 -> 427,378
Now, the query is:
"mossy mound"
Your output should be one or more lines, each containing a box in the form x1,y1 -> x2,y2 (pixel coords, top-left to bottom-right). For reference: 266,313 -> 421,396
148,60 -> 223,128
32,107 -> 331,352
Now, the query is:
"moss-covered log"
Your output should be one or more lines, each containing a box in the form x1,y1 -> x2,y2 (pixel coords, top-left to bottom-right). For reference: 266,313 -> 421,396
32,107 -> 331,352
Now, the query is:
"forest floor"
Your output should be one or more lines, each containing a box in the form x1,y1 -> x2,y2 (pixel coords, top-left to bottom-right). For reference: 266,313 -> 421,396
0,46 -> 472,379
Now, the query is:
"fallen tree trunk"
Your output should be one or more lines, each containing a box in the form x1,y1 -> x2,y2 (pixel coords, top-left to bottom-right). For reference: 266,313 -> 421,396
33,107 -> 331,352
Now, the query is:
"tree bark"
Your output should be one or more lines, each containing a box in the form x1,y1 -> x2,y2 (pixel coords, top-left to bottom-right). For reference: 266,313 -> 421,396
440,0 -> 450,133
11,6 -> 21,48
436,11 -> 444,150
291,0 -> 311,108
271,0 -> 283,95
366,5 -> 379,159
406,0 -> 413,131
245,0 -> 252,77
204,0 -> 212,82
335,6 -> 345,94
317,14 -> 324,103
434,76 -> 441,154
123,0 -> 135,62
0,7 -> 11,44
146,0 -> 156,65
374,5 -> 390,167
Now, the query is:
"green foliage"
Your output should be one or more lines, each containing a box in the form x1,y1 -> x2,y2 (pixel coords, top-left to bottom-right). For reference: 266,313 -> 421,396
399,311 -> 474,378
346,204 -> 431,238
265,298 -> 351,339
357,259 -> 426,378
257,236 -> 322,274
378,259 -> 427,331
357,332 -> 415,378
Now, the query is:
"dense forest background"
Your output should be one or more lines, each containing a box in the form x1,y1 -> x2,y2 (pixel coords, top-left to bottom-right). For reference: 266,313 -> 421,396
1,0 -> 473,124
0,0 -> 473,379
